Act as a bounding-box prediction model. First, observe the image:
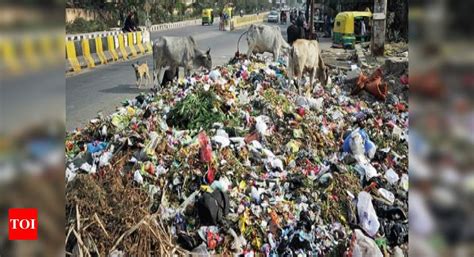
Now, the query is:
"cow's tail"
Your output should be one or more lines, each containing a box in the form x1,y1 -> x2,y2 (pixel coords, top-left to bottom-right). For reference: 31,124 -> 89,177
236,30 -> 249,56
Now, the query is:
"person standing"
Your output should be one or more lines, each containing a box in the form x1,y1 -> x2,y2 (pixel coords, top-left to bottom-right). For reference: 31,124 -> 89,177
219,11 -> 224,31
361,19 -> 367,36
296,11 -> 306,39
123,11 -> 138,32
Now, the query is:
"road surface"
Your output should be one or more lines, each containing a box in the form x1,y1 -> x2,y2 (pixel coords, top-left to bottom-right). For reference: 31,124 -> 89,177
66,22 -> 331,131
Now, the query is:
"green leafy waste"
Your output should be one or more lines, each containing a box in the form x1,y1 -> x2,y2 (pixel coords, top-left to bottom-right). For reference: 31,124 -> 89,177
167,89 -> 240,131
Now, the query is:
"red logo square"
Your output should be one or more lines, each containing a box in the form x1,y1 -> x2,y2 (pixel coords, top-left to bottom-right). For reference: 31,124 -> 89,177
8,208 -> 38,240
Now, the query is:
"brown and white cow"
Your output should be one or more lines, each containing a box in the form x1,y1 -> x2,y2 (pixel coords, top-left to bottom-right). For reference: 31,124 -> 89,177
288,39 -> 328,95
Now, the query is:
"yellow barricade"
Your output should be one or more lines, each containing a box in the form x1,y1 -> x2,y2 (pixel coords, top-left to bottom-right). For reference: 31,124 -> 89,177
66,40 -> 81,72
81,39 -> 95,68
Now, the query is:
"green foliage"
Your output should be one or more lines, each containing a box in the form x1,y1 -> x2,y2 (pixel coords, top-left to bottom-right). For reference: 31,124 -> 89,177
167,89 -> 228,131
66,18 -> 109,33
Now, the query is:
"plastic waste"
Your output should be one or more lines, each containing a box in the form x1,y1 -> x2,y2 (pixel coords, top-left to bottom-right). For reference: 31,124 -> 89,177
393,246 -> 404,257
209,69 -> 221,81
343,129 -> 377,160
212,129 -> 230,148
385,169 -> 400,184
198,131 -> 213,163
192,243 -> 209,255
134,170 -> 143,184
111,113 -> 129,130
378,188 -> 395,205
99,151 -> 113,167
143,132 -> 161,157
66,167 -> 76,182
400,174 -> 409,191
357,191 -> 380,237
211,176 -> 231,192
108,250 -> 125,257
255,115 -> 269,136
197,189 -> 230,225
355,163 -> 379,180
87,141 -> 107,154
351,229 -> 383,257
80,162 -> 96,174
65,53 -> 409,255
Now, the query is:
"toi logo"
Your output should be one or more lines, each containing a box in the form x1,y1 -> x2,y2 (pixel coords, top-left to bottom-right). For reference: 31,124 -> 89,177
8,208 -> 38,240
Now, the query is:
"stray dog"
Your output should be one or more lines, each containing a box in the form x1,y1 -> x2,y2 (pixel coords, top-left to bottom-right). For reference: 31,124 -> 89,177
132,61 -> 151,88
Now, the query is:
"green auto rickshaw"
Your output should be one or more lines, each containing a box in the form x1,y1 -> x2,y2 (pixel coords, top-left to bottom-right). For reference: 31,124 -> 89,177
202,8 -> 214,25
332,11 -> 372,49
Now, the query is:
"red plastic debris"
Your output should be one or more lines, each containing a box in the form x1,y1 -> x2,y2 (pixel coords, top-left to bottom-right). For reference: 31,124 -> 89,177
352,68 -> 389,101
297,107 -> 306,117
206,166 -> 216,184
198,131 -> 212,163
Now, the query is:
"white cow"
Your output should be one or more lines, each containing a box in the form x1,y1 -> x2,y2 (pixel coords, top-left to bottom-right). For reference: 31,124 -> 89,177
288,39 -> 328,94
246,24 -> 290,60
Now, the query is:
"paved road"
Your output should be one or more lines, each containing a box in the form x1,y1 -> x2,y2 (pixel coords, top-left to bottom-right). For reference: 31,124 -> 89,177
66,22 -> 331,131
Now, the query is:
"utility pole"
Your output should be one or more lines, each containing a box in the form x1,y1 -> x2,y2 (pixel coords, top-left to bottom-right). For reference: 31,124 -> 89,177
309,0 -> 314,39
371,0 -> 387,56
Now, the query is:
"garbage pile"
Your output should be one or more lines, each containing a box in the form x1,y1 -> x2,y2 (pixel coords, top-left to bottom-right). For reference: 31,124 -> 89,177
66,55 -> 408,256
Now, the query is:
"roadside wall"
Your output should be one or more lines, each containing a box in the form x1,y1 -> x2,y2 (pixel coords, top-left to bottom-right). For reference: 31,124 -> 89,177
64,12 -> 269,74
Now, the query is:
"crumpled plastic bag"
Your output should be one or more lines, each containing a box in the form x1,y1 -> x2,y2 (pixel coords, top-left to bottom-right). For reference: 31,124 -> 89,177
357,191 -> 380,237
295,96 -> 324,111
355,163 -> 379,180
111,113 -> 129,130
255,115 -> 270,136
209,69 -> 221,81
343,128 -> 377,160
143,131 -> 161,157
351,229 -> 383,257
385,168 -> 400,184
400,173 -> 409,191
134,170 -> 144,184
87,141 -> 107,154
378,188 -> 395,205
212,129 -> 230,148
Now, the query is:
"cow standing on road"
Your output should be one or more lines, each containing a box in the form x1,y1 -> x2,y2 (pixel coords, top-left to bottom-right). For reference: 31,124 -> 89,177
152,36 -> 212,87
288,39 -> 328,95
246,24 -> 290,61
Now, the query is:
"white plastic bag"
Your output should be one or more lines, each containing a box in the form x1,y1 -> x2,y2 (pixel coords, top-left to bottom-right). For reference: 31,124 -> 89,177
255,116 -> 269,136
378,188 -> 395,205
357,191 -> 380,237
385,168 -> 400,184
134,170 -> 143,184
355,163 -> 379,180
400,174 -> 409,191
352,229 -> 383,257
349,132 -> 365,156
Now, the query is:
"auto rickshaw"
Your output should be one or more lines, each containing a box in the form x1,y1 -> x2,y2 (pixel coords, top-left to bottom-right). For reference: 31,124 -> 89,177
332,11 -> 372,49
202,8 -> 214,25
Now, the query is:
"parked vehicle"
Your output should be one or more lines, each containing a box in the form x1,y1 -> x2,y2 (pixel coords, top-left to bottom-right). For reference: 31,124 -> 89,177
202,8 -> 214,25
267,11 -> 279,23
332,11 -> 372,49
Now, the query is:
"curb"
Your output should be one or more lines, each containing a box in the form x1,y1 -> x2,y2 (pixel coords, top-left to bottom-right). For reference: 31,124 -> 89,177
66,31 -> 152,74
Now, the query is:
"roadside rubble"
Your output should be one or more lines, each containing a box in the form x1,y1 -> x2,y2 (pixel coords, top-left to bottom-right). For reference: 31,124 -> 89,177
66,51 -> 408,256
